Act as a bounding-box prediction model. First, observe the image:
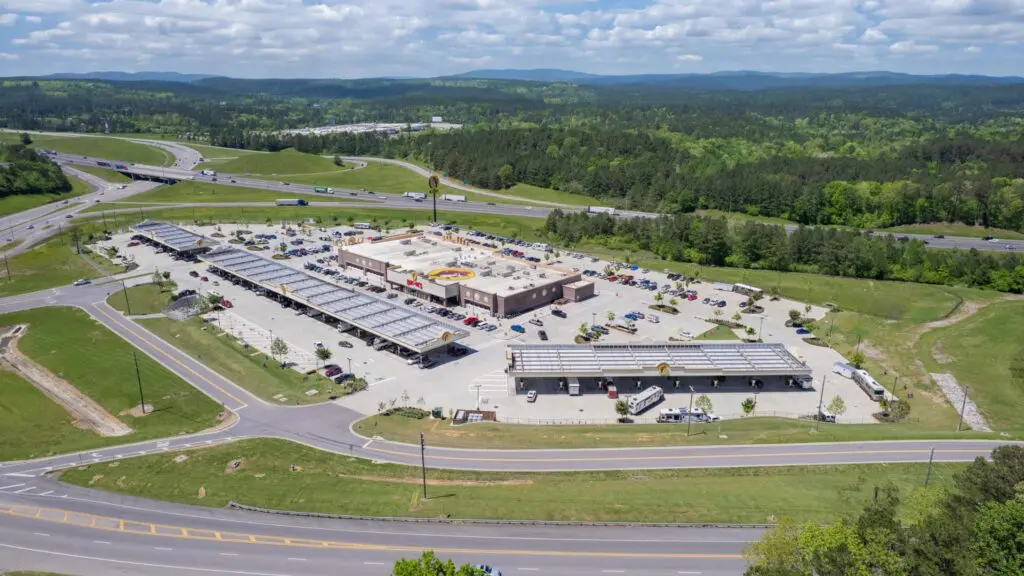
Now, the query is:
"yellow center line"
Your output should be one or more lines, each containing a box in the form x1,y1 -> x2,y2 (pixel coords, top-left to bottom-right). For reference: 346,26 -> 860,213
0,505 -> 742,560
92,304 -> 247,408
365,446 -> 993,463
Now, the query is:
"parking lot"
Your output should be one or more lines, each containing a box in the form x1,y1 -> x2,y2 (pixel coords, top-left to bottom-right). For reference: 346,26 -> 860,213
100,221 -> 886,424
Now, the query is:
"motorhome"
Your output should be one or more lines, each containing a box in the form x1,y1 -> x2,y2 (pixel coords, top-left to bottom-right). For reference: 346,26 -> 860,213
627,386 -> 664,415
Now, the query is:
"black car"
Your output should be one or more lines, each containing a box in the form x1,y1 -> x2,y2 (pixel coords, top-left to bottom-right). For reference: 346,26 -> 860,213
551,309 -> 567,318
538,330 -> 548,341
337,340 -> 353,349
934,234 -> 945,239
177,289 -> 198,297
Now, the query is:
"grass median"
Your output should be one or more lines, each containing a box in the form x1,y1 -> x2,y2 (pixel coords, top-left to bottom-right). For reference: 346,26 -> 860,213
0,174 -> 91,218
0,132 -> 173,166
139,316 -> 335,405
0,307 -> 225,460
72,164 -> 134,184
355,413 -> 1004,450
126,181 -> 363,204
0,233 -> 110,297
58,438 -> 963,524
106,282 -> 175,315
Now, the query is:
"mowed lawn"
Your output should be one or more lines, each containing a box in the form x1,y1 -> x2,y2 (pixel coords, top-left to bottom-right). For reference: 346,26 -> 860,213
140,317 -> 333,405
72,164 -> 134,184
503,182 -> 600,206
106,283 -> 175,315
354,413 -> 1000,450
917,300 -> 1024,430
0,132 -> 173,166
59,438 -> 962,524
884,222 -> 1024,241
207,148 -> 347,176
0,307 -> 224,459
0,235 -> 108,297
126,181 -> 359,204
696,324 -> 740,340
0,174 -> 91,218
0,369 -> 106,461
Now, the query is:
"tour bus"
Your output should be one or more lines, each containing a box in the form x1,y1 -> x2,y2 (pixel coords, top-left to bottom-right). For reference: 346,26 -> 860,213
627,385 -> 664,415
853,369 -> 886,401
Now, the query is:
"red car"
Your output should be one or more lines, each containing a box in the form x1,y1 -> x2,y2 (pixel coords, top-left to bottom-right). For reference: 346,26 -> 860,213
687,293 -> 698,301
200,276 -> 209,281
127,240 -> 141,247
220,299 -> 233,308
463,316 -> 478,325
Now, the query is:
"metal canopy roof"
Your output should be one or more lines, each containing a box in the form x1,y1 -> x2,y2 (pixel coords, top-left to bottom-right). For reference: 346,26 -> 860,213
131,220 -> 213,252
508,342 -> 811,378
201,247 -> 468,352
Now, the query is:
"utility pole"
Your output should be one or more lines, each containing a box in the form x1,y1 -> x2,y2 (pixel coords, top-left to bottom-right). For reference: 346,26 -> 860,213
132,351 -> 146,414
924,447 -> 935,486
419,433 -> 428,500
686,385 -> 695,436
816,375 -> 827,431
121,281 -> 132,315
957,385 -> 969,432
2,253 -> 10,283
428,175 -> 439,224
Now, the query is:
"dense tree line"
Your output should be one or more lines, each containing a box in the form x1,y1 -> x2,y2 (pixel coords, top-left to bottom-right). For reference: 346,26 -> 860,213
543,210 -> 1024,294
746,445 -> 1024,575
0,143 -> 72,198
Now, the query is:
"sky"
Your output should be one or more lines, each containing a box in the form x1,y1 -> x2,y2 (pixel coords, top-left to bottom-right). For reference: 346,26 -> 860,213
0,0 -> 1021,78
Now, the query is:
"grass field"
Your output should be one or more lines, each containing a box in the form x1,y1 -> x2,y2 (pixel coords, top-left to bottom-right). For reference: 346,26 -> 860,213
58,438 -> 962,524
72,164 -> 133,184
106,282 -> 174,315
696,324 -> 740,340
0,307 -> 224,459
0,234 -> 112,297
884,222 -> 1024,240
140,317 -> 333,405
0,174 -> 90,218
916,300 -> 1024,430
501,183 -> 598,206
0,369 -> 107,461
354,413 -> 1002,450
206,148 -> 347,176
124,181 -> 361,205
0,132 -> 173,166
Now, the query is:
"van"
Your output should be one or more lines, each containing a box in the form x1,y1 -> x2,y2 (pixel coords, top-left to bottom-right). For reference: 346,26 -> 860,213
647,313 -> 660,323
818,409 -> 836,423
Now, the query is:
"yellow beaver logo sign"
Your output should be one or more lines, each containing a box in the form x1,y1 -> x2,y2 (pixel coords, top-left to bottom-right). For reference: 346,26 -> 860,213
657,362 -> 670,376
410,271 -> 418,282
427,267 -> 476,281
440,331 -> 453,343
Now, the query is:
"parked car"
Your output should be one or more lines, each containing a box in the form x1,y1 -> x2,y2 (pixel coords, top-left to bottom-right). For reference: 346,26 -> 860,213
526,391 -> 538,403
510,324 -> 526,333
337,340 -> 353,349
538,330 -> 548,341
419,359 -> 437,369
528,318 -> 544,326
189,270 -> 199,277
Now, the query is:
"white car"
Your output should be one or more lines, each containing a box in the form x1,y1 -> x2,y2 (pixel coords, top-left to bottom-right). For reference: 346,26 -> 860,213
526,390 -> 537,403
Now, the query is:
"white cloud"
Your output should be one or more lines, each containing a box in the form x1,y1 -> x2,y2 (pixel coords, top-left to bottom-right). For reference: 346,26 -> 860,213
964,45 -> 982,53
889,40 -> 939,54
0,12 -> 17,25
24,14 -> 41,23
0,51 -> 19,60
860,27 -> 887,42
676,53 -> 702,61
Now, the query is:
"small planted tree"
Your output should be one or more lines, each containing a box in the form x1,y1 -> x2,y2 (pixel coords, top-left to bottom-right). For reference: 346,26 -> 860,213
607,311 -> 615,322
654,292 -> 664,304
669,298 -> 679,307
152,269 -> 163,288
578,322 -> 589,335
741,397 -> 756,415
270,337 -> 289,364
731,312 -> 742,322
695,394 -> 713,415
788,309 -> 801,322
400,389 -> 411,407
850,350 -> 865,369
162,270 -> 171,281
614,399 -> 629,421
827,395 -> 847,418
315,346 -> 332,366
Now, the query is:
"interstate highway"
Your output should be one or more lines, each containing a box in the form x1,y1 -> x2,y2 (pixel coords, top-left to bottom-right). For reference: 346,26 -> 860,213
47,150 -> 1024,254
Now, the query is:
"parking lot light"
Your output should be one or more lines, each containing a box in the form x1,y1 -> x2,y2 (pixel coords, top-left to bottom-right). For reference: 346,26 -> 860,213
686,385 -> 695,436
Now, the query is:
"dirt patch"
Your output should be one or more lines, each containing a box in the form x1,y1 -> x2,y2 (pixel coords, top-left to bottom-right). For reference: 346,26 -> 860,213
339,474 -> 533,487
224,458 -> 245,474
88,474 -> 103,485
931,372 -> 992,432
120,404 -> 154,418
931,343 -> 953,365
0,325 -> 131,437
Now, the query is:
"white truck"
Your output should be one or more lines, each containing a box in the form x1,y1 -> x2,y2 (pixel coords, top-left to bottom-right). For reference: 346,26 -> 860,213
627,386 -> 664,415
200,169 -> 217,176
403,192 -> 427,200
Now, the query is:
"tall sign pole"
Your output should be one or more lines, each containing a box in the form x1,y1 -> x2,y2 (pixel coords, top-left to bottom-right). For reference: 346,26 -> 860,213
428,175 -> 440,224
419,432 -> 428,499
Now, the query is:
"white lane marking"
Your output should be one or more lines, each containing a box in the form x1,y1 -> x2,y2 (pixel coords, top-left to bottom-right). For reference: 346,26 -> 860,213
4,473 -> 34,478
362,438 -> 373,449
287,558 -> 306,562
679,572 -> 703,575
219,553 -> 240,557
155,547 -> 173,551
0,542 -> 294,576
363,562 -> 386,566
601,571 -> 625,574
0,483 -> 25,490
38,490 -> 53,496
14,487 -> 36,494
33,533 -> 49,537
93,541 -> 111,545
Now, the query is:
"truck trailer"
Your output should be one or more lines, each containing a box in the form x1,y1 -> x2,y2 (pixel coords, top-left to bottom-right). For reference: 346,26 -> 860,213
275,199 -> 308,206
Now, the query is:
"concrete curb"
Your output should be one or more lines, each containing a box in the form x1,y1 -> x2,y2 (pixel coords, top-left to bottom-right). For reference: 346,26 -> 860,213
226,501 -> 773,529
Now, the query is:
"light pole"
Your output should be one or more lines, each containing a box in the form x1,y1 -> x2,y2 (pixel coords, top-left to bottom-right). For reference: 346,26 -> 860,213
758,316 -> 765,341
957,385 -> 970,432
121,280 -> 132,315
475,384 -> 482,410
347,356 -> 352,375
686,385 -> 695,437
816,375 -> 827,431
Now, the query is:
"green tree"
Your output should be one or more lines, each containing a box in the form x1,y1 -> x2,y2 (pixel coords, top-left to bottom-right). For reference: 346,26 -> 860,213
669,298 -> 679,306
971,496 -> 1024,575
392,551 -> 484,576
741,397 -> 756,415
732,312 -> 742,322
694,394 -> 713,415
19,132 -> 31,145
497,164 -> 514,188
614,399 -> 629,419
607,311 -> 615,322
161,270 -> 171,281
850,351 -> 865,369
205,293 -> 223,306
804,303 -> 812,315
270,337 -> 289,363
788,309 -> 801,322
827,395 -> 847,417
655,292 -> 664,304
315,345 -> 332,366
152,269 -> 163,287
578,322 -> 588,335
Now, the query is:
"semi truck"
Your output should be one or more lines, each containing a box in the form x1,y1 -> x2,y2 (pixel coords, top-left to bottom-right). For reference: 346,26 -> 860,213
275,199 -> 308,206
586,206 -> 616,215
403,192 -> 427,200
200,169 -> 217,176
314,187 -> 335,194
442,194 -> 466,202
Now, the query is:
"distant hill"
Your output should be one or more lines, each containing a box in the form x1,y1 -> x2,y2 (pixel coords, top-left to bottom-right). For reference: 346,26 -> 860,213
40,71 -> 215,83
452,69 -> 1024,89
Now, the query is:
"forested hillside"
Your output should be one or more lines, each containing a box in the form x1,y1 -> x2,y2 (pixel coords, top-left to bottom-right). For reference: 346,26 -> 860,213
0,141 -> 72,199
2,77 -> 1024,231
